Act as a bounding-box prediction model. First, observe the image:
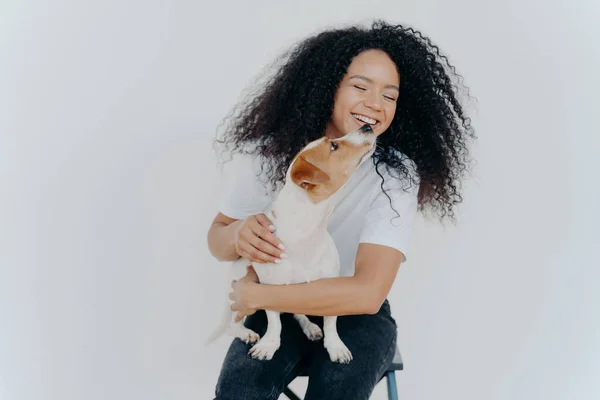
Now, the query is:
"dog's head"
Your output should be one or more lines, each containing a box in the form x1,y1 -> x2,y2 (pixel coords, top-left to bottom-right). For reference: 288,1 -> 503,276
289,124 -> 376,203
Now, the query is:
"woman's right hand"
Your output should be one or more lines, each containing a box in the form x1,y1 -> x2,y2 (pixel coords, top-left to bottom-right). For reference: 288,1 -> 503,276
233,214 -> 287,264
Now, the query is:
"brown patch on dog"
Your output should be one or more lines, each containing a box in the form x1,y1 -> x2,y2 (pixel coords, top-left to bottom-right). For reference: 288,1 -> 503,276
290,156 -> 330,191
290,134 -> 374,203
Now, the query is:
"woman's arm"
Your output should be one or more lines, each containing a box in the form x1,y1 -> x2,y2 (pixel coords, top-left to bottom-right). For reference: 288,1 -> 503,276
207,213 -> 243,261
232,243 -> 404,317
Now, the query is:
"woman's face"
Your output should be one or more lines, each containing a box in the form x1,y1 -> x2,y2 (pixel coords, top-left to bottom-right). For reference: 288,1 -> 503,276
326,49 -> 400,139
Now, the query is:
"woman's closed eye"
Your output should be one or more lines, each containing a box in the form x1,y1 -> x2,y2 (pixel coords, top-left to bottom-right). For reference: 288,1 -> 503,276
354,85 -> 396,101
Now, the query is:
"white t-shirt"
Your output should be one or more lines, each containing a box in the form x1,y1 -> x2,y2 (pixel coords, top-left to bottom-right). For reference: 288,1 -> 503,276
217,152 -> 420,277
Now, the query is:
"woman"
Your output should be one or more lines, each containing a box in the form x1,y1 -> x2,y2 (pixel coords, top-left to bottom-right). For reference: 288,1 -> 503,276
208,20 -> 475,399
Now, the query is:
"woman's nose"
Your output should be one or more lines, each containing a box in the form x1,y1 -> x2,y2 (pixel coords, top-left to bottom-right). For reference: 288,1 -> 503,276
364,92 -> 383,111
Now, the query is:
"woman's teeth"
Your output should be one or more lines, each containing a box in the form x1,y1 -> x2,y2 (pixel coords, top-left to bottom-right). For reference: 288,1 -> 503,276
352,113 -> 377,125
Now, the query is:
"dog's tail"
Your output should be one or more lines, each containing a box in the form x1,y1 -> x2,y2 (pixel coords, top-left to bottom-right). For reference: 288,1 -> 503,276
204,300 -> 233,346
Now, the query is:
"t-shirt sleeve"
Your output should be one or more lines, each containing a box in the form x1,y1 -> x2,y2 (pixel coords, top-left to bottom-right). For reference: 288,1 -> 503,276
217,153 -> 273,220
359,161 -> 420,263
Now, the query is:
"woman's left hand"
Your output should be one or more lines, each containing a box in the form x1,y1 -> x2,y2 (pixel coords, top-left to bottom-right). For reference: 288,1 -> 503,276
230,265 -> 260,322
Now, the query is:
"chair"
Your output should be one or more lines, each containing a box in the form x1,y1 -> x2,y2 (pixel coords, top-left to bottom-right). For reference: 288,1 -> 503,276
282,347 -> 403,400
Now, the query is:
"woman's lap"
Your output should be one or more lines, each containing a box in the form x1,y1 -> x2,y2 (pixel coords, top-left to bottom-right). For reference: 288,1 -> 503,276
214,300 -> 397,400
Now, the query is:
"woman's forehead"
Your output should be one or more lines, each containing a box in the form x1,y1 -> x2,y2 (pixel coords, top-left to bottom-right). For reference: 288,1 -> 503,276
345,50 -> 400,85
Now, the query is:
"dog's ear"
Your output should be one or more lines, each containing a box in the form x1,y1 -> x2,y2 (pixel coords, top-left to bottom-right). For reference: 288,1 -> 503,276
290,156 -> 330,190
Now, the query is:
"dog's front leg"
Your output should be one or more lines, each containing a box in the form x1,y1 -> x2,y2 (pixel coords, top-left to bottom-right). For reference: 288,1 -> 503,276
248,310 -> 282,361
323,316 -> 353,364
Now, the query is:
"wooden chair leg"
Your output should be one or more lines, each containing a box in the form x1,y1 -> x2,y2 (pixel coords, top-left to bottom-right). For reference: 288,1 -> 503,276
283,387 -> 302,400
386,371 -> 398,400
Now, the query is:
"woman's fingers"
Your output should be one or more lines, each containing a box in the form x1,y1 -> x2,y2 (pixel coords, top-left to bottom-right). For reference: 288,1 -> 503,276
245,230 -> 285,261
239,242 -> 279,264
254,213 -> 276,232
234,214 -> 286,264
252,215 -> 285,251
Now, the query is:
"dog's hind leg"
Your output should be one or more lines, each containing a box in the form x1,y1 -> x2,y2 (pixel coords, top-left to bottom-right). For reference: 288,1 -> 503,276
323,316 -> 353,364
227,320 -> 260,344
294,314 -> 323,341
248,310 -> 282,361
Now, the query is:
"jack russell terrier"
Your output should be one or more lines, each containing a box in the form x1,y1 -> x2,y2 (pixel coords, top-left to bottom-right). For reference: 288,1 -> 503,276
207,124 -> 376,363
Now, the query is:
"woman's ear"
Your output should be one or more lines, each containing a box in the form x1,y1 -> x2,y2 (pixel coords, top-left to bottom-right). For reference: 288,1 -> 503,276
290,156 -> 330,189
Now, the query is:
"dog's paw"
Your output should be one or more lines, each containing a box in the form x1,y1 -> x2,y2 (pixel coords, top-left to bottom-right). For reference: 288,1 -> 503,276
301,322 -> 323,341
324,338 -> 353,364
248,339 -> 281,361
230,327 -> 260,344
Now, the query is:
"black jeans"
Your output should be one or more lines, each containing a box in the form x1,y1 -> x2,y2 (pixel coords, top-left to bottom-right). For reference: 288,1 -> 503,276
214,300 -> 397,400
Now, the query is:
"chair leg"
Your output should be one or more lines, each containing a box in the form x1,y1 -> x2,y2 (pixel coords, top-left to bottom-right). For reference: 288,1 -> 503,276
283,387 -> 302,400
386,371 -> 398,400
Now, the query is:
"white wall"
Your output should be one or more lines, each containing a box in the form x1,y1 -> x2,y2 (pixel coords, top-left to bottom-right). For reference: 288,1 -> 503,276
1,1 -> 598,399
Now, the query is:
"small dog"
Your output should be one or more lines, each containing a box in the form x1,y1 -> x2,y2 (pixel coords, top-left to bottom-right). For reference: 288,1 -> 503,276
207,124 -> 376,363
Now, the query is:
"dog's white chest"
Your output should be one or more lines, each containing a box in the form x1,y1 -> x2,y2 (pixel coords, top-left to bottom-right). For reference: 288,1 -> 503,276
253,234 -> 340,285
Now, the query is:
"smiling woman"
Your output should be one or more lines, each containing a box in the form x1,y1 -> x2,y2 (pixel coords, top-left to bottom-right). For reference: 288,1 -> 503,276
327,50 -> 400,138
208,19 -> 475,400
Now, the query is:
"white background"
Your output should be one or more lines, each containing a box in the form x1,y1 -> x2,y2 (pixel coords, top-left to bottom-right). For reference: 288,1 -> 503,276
1,1 -> 598,399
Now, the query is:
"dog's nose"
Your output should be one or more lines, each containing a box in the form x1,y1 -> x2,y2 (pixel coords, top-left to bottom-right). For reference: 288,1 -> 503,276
359,124 -> 373,134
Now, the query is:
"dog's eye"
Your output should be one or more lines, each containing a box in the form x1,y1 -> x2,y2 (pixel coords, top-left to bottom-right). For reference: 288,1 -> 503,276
330,142 -> 339,151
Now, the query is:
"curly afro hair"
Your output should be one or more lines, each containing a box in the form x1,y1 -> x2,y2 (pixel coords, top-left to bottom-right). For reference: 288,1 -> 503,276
214,20 -> 476,221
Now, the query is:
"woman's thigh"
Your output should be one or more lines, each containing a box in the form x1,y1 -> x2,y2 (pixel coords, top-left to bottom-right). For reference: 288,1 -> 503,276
304,300 -> 398,400
214,310 -> 310,400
